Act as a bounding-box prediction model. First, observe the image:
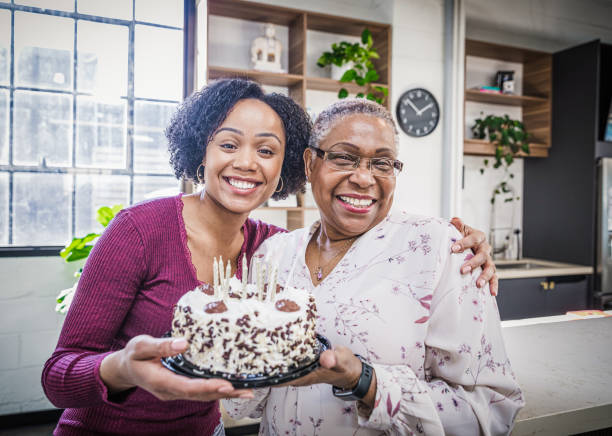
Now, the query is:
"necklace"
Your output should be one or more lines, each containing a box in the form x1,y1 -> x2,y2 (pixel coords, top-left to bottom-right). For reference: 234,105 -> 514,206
314,229 -> 357,282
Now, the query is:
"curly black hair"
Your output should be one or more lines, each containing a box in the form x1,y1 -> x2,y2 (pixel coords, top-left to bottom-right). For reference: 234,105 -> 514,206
165,78 -> 311,200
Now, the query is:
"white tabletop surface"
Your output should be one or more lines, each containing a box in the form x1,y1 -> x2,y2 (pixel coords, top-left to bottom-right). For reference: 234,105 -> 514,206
504,316 -> 612,435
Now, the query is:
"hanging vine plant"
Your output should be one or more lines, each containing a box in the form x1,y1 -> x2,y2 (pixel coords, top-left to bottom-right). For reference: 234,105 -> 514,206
472,114 -> 530,204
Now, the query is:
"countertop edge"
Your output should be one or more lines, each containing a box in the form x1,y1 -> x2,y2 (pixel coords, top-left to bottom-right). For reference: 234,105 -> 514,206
496,258 -> 593,279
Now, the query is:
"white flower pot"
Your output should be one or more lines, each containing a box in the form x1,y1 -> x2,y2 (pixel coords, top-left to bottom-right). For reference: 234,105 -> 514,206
331,62 -> 355,81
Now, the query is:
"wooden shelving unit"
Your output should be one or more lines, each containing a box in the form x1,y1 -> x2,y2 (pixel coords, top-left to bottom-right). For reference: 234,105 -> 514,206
464,39 -> 552,158
206,0 -> 392,230
463,139 -> 549,157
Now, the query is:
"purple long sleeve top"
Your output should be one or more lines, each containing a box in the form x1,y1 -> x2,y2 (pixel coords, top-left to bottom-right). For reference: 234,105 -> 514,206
42,194 -> 284,435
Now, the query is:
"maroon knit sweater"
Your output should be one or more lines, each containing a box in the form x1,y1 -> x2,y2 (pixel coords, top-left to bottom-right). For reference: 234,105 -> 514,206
42,194 -> 284,436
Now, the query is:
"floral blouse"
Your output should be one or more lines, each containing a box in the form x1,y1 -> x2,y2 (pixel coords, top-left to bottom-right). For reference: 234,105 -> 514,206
224,212 -> 524,435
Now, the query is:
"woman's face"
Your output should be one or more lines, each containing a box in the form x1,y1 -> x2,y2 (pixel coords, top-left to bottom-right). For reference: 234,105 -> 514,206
305,114 -> 397,238
203,98 -> 285,214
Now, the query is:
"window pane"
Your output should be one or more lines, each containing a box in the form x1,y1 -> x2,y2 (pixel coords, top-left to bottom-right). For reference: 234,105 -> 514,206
15,12 -> 73,90
78,0 -> 132,20
77,21 -> 128,96
76,97 -> 126,168
75,174 -> 129,236
13,172 -> 72,245
0,173 -> 7,245
135,0 -> 183,28
133,101 -> 176,174
0,90 -> 8,164
133,175 -> 178,204
0,10 -> 10,86
16,0 -> 75,12
13,90 -> 72,166
134,25 -> 182,100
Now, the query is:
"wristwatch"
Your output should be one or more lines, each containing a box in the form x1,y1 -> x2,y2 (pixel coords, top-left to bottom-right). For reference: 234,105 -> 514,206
332,354 -> 373,401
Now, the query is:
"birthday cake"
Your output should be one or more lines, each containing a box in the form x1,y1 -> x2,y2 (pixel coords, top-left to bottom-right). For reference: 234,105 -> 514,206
171,257 -> 319,377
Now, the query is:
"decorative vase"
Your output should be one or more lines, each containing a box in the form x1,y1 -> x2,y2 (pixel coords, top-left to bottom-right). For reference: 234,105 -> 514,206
331,61 -> 355,81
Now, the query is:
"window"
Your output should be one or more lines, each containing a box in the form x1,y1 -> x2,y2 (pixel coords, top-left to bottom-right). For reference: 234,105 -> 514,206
0,1 -> 186,249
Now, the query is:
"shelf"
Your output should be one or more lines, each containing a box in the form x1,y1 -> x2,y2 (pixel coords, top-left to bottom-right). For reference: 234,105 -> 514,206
208,0 -> 302,26
465,89 -> 548,106
307,13 -> 390,36
464,139 -> 549,158
208,66 -> 303,87
306,76 -> 387,94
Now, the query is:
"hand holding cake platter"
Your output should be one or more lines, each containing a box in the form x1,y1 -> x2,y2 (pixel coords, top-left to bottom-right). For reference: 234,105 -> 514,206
162,256 -> 328,388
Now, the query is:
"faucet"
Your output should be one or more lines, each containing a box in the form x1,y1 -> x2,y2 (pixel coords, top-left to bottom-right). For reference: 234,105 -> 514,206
489,181 -> 521,260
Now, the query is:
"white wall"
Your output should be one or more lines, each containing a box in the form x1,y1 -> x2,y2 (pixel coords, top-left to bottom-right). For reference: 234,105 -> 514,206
0,257 -> 80,415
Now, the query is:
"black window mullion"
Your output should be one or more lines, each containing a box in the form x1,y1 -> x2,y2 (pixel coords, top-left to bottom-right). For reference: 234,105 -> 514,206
71,8 -> 77,238
7,6 -> 14,244
127,0 -> 135,205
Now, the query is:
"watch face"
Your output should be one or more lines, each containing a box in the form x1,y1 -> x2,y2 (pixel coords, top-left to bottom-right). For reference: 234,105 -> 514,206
396,88 -> 439,137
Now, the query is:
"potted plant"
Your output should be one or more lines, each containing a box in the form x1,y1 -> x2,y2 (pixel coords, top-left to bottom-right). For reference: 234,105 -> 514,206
472,114 -> 529,204
317,28 -> 388,104
55,204 -> 123,314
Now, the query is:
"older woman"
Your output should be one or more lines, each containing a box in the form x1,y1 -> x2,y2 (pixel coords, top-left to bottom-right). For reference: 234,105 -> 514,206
224,99 -> 523,435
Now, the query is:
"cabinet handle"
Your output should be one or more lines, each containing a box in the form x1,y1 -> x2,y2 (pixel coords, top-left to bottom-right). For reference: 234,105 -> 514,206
540,281 -> 549,290
549,281 -> 555,290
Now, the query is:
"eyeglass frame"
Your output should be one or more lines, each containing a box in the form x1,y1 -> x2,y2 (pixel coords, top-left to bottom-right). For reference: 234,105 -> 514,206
308,146 -> 404,177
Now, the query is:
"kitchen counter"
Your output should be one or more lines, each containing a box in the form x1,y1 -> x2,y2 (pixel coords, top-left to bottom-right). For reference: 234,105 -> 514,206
496,258 -> 593,279
504,315 -> 612,435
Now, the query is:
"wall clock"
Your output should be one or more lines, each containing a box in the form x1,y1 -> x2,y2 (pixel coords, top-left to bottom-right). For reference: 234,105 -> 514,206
396,88 -> 440,137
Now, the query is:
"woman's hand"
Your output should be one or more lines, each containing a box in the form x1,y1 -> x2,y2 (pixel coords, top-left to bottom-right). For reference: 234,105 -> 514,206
450,217 -> 498,296
100,335 -> 254,402
282,347 -> 377,408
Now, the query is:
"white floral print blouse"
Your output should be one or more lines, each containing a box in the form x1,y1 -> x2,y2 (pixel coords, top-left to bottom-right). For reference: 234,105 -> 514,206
224,212 -> 524,435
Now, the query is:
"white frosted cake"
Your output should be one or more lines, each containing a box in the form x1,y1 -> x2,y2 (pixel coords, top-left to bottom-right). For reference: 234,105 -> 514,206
171,258 -> 318,377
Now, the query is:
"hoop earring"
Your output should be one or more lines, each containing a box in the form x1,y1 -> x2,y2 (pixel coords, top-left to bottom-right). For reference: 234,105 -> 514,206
275,177 -> 284,193
196,163 -> 205,184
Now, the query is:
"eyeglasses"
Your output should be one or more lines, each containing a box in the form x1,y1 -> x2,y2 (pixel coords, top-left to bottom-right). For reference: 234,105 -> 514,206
309,146 -> 403,178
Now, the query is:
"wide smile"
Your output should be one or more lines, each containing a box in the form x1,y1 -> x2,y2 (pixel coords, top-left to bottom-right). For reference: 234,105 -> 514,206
336,195 -> 377,214
224,176 -> 262,194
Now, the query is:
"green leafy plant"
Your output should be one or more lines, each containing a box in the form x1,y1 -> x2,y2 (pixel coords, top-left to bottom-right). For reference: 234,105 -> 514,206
472,114 -> 530,170
55,204 -> 123,314
317,28 -> 388,104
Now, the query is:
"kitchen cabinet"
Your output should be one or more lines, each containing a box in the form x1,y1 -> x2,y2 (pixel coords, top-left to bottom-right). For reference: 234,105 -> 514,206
497,275 -> 590,320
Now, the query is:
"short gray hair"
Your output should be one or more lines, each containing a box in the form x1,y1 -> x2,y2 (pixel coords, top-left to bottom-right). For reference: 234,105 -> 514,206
309,98 -> 399,150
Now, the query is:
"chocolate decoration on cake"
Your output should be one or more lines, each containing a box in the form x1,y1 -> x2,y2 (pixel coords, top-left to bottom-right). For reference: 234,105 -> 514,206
275,299 -> 300,312
204,300 -> 228,313
171,255 -> 319,376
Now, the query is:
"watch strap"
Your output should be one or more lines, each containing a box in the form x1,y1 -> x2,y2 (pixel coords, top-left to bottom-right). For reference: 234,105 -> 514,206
332,355 -> 373,401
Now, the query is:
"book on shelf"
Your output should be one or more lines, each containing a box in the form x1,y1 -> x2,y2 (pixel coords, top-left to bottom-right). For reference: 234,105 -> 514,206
471,86 -> 501,94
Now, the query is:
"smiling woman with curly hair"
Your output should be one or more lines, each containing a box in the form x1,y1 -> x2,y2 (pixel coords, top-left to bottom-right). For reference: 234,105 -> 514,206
42,78 -> 313,435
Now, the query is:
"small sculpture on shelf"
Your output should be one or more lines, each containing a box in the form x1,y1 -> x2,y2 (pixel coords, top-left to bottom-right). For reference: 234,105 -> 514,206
250,23 -> 285,73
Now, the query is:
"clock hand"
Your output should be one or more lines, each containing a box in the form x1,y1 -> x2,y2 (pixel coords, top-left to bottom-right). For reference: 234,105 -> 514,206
405,99 -> 420,114
416,102 -> 433,115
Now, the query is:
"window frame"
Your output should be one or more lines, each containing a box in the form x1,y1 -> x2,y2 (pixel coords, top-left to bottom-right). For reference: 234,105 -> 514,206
0,0 -> 195,256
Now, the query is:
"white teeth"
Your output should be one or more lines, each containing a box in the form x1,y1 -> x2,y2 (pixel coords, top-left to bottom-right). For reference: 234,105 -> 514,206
339,196 -> 374,207
228,178 -> 256,189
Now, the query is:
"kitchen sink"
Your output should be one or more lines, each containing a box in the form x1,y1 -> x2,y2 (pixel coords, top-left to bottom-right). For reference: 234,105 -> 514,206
496,262 -> 552,270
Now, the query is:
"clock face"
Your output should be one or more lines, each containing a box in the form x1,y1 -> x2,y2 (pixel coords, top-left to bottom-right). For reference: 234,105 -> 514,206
396,88 -> 439,137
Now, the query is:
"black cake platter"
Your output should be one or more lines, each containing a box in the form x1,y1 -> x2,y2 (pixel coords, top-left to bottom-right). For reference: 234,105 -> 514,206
161,333 -> 331,388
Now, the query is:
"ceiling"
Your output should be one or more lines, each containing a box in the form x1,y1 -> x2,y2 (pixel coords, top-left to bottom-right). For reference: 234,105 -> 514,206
465,0 -> 612,52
